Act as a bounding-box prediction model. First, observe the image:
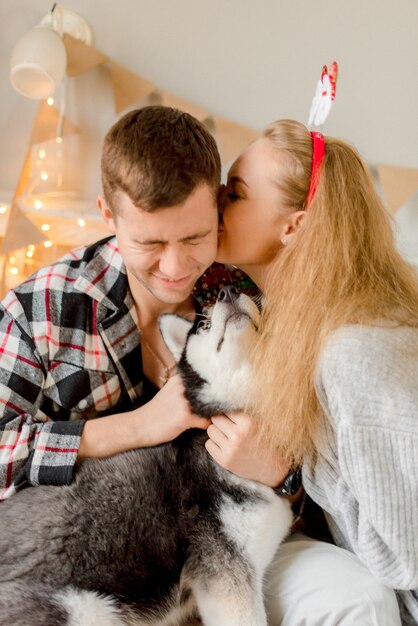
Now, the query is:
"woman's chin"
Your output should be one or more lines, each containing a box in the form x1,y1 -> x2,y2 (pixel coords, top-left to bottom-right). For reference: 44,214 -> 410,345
216,238 -> 243,267
215,250 -> 232,265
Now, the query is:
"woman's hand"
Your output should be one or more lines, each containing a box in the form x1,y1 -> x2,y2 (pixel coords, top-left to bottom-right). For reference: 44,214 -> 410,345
205,411 -> 290,487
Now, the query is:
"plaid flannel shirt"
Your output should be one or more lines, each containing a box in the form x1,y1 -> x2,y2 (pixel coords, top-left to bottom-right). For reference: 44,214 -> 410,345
0,236 -> 255,500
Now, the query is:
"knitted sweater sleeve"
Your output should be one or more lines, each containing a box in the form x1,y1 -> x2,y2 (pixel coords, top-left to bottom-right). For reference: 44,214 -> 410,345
316,324 -> 418,590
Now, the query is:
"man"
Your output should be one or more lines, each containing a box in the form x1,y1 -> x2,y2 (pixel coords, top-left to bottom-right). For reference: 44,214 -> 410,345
0,105 -> 267,501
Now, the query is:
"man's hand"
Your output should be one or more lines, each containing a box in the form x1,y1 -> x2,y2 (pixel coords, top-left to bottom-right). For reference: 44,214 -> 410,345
79,375 -> 210,459
138,375 -> 210,447
205,411 -> 290,488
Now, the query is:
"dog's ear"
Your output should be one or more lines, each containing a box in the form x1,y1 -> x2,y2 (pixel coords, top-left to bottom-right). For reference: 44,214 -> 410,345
158,314 -> 193,362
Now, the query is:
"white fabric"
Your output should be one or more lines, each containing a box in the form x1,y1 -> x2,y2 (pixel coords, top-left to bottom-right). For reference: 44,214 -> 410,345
264,536 -> 402,626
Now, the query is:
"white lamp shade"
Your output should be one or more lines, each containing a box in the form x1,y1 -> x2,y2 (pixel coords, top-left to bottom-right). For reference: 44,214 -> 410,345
10,26 -> 67,99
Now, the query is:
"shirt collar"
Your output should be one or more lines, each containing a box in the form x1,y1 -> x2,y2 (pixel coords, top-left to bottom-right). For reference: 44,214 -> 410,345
73,236 -> 129,312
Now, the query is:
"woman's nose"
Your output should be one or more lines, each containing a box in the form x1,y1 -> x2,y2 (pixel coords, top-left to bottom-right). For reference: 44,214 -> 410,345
159,247 -> 190,278
217,184 -> 227,213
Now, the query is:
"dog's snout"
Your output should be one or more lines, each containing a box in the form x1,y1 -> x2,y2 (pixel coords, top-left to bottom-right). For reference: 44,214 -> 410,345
217,285 -> 239,303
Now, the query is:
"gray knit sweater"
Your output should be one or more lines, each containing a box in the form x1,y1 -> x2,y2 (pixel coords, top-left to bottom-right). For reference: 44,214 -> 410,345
303,324 -> 418,625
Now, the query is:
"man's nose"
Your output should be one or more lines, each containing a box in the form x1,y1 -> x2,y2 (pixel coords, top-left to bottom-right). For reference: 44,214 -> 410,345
158,247 -> 191,278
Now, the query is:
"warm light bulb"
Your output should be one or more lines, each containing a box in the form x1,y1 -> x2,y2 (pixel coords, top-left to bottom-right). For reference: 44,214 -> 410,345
10,267 -> 19,276
39,148 -> 46,159
26,250 -> 34,259
41,223 -> 50,231
28,245 -> 35,252
9,256 -> 16,265
41,172 -> 49,181
77,218 -> 86,228
34,200 -> 43,209
56,136 -> 63,144
47,97 -> 54,106
43,240 -> 53,248
0,205 -> 8,214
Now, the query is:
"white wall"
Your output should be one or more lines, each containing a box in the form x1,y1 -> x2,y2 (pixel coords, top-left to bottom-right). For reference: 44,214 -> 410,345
0,0 -> 417,260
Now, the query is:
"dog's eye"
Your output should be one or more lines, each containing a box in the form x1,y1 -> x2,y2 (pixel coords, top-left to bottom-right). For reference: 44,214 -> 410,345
197,320 -> 212,332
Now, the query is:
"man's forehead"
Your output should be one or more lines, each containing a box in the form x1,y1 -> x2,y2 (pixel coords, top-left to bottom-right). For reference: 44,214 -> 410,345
117,182 -> 215,209
123,203 -> 217,245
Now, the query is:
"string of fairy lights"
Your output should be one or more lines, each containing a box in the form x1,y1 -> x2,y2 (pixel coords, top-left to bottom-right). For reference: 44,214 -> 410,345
0,94 -> 100,289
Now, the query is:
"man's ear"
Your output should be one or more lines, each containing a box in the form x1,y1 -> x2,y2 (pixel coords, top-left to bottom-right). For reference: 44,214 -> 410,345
280,210 -> 307,244
97,196 -> 116,234
158,315 -> 193,362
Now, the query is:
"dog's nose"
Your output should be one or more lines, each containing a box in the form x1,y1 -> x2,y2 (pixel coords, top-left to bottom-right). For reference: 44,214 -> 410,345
217,285 -> 239,303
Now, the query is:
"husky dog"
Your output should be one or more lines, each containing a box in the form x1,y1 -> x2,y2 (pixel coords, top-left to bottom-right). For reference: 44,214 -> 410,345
0,287 -> 292,626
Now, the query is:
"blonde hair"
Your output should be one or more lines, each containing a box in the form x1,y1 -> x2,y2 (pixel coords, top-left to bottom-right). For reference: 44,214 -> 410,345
251,119 -> 418,464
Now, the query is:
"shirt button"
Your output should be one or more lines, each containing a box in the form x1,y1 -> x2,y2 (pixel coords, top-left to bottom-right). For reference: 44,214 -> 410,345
78,399 -> 88,409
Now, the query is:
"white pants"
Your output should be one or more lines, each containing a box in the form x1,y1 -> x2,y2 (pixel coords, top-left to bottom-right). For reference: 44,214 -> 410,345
263,535 -> 402,626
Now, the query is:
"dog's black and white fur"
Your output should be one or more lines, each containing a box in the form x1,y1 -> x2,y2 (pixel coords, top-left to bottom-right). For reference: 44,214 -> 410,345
0,288 -> 292,626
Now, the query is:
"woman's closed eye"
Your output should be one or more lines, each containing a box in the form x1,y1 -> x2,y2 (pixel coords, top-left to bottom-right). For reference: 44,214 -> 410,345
227,192 -> 241,202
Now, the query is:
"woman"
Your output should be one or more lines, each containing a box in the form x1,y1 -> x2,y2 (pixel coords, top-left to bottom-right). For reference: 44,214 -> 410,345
210,120 -> 418,625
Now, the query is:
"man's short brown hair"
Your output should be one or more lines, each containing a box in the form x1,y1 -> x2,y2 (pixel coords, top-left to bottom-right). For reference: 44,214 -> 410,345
101,105 -> 221,213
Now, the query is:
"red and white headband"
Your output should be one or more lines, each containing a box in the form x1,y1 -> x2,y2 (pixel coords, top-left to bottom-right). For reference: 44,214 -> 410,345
306,61 -> 338,207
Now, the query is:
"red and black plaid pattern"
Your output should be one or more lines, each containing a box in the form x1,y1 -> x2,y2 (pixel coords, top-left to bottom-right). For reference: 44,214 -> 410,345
0,236 -> 255,500
0,237 -> 143,499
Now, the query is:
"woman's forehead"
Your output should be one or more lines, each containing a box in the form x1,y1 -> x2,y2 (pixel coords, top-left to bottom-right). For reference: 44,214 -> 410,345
228,138 -> 281,186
